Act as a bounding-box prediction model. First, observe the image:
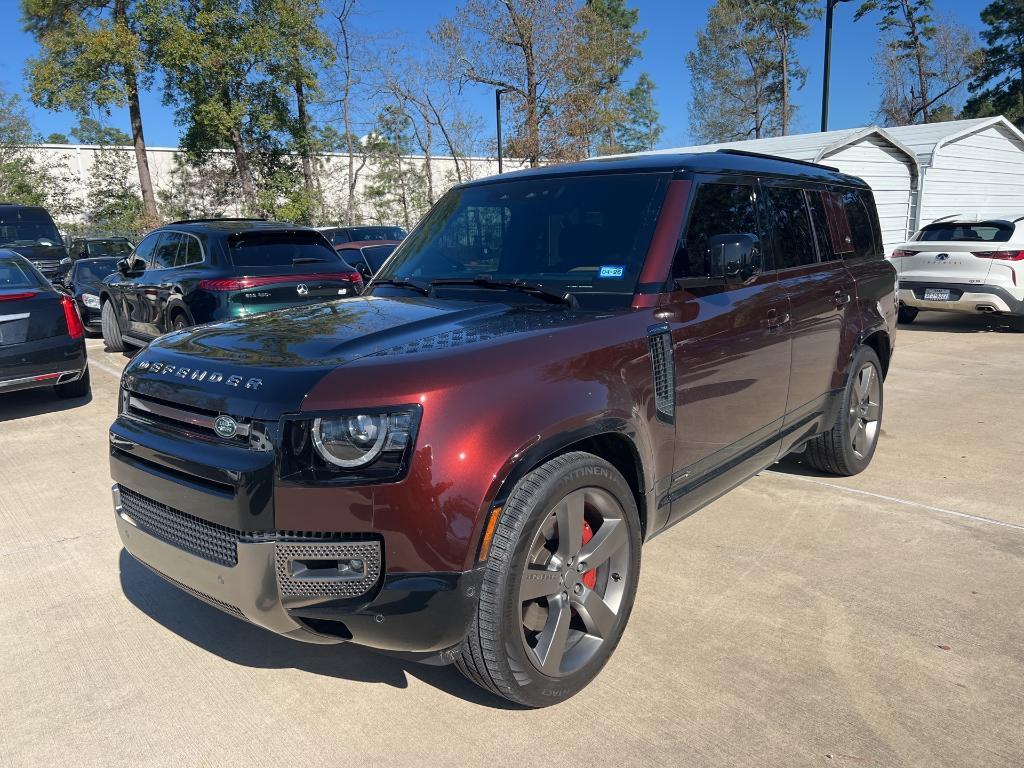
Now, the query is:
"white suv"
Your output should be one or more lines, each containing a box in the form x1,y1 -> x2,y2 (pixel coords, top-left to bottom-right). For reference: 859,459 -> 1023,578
893,214 -> 1024,330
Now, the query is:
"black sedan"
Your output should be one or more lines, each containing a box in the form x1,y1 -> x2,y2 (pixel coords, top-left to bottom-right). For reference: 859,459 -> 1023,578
0,250 -> 90,398
62,257 -> 119,333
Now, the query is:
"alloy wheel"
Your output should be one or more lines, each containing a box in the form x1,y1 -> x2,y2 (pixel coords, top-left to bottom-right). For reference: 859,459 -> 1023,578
518,487 -> 631,677
848,362 -> 881,460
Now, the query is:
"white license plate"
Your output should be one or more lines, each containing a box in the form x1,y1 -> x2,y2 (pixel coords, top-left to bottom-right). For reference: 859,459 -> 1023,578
924,288 -> 952,301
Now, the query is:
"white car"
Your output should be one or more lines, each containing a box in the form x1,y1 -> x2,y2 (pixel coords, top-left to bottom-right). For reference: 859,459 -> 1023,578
892,213 -> 1024,330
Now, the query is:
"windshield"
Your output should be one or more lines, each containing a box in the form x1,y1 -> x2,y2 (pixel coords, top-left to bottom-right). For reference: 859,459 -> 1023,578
375,173 -> 668,308
362,244 -> 397,272
916,222 -> 1014,242
0,256 -> 48,290
0,217 -> 61,247
86,239 -> 133,258
228,231 -> 342,268
75,259 -> 118,283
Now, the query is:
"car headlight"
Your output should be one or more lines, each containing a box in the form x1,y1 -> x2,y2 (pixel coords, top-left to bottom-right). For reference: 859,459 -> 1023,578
283,406 -> 420,484
82,293 -> 100,309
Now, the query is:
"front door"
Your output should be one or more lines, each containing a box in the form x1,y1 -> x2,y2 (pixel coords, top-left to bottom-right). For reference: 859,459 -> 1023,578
662,175 -> 793,525
118,231 -> 162,338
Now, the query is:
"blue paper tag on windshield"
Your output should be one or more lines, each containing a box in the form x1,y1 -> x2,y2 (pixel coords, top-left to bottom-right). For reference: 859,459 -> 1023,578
598,265 -> 625,279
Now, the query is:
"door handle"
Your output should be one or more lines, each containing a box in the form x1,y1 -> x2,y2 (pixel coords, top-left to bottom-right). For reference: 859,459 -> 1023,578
761,309 -> 790,331
834,291 -> 851,307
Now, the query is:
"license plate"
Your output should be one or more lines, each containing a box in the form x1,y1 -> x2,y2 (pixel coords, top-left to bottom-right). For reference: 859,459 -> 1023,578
924,288 -> 952,301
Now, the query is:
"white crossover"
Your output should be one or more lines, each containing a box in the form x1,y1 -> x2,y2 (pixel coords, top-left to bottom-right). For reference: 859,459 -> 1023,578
892,214 -> 1024,329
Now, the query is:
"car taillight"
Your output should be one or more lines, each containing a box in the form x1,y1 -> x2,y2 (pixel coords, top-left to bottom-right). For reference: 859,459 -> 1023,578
60,294 -> 85,339
890,249 -> 917,258
199,272 -> 364,291
0,291 -> 39,301
972,250 -> 1024,261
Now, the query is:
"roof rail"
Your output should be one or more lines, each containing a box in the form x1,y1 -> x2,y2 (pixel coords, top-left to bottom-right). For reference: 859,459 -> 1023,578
169,217 -> 269,224
715,148 -> 839,172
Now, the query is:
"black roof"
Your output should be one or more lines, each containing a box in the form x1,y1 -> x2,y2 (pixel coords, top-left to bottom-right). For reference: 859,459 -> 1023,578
72,235 -> 133,242
162,219 -> 318,235
462,149 -> 870,189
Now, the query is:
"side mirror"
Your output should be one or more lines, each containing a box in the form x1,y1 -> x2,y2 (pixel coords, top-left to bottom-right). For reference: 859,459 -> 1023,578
708,233 -> 762,285
60,257 -> 72,266
116,257 -> 132,276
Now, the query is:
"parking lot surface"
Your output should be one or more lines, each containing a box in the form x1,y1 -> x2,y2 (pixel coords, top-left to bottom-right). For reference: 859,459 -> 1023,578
1,314 -> 1021,768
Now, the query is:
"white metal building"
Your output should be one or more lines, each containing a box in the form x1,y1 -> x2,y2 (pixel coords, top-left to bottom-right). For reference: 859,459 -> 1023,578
651,116 -> 1024,254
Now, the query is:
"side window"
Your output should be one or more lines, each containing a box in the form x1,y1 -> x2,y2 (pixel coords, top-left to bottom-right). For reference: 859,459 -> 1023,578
807,190 -> 838,261
130,232 -> 162,272
677,181 -> 759,280
764,187 -> 817,269
333,230 -> 350,245
151,232 -> 183,269
838,188 -> 878,259
175,234 -> 203,267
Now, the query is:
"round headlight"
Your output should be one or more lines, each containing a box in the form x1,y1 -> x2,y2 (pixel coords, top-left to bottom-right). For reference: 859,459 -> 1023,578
312,414 -> 388,468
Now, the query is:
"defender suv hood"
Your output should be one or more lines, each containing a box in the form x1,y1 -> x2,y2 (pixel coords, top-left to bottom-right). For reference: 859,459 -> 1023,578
122,295 -> 581,418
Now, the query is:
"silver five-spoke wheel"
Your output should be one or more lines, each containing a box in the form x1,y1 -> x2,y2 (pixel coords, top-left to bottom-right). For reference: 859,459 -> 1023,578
519,487 -> 631,677
849,361 -> 881,461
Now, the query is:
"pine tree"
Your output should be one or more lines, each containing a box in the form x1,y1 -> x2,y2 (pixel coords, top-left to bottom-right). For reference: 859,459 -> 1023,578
617,73 -> 662,152
963,0 -> 1024,129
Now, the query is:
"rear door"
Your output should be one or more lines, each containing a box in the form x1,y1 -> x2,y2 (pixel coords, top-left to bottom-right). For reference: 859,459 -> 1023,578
892,221 -> 1011,291
764,183 -> 856,423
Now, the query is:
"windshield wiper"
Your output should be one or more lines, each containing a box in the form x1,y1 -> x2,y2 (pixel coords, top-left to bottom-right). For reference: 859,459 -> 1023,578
428,276 -> 578,308
371,276 -> 431,296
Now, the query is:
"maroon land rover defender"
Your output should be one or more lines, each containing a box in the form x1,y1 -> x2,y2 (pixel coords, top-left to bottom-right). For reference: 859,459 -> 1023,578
110,150 -> 896,707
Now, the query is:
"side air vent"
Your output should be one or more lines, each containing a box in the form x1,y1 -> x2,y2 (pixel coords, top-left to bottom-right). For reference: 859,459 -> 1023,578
647,324 -> 675,423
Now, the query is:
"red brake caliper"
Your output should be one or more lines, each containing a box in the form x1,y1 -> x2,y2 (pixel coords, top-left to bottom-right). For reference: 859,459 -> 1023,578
581,520 -> 597,589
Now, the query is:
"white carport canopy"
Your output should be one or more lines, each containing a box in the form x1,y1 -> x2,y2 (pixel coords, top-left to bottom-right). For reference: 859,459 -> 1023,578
648,116 -> 1024,255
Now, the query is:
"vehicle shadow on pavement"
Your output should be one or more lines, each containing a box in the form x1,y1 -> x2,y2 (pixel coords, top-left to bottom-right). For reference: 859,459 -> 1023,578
117,550 -> 523,709
899,315 -> 1020,334
0,388 -> 92,423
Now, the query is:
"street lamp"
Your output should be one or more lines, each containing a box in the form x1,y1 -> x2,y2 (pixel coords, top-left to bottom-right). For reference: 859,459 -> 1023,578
495,87 -> 512,173
820,0 -> 853,132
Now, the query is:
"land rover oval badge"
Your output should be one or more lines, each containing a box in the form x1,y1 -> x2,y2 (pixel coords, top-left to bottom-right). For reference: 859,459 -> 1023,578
214,415 -> 238,439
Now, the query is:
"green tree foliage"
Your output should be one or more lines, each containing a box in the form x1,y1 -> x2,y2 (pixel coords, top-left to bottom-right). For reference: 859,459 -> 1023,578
753,0 -> 819,135
22,0 -> 160,218
963,0 -> 1024,129
575,0 -> 647,155
85,147 -> 144,232
363,106 -> 429,230
0,86 -> 78,216
856,0 -> 980,124
617,73 -> 662,152
44,132 -> 69,143
72,116 -> 132,145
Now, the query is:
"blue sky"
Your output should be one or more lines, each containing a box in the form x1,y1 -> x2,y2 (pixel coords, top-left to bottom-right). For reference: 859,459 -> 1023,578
0,0 -> 990,149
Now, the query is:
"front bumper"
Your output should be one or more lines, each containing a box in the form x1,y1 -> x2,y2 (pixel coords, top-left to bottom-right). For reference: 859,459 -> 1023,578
898,281 -> 1024,316
112,481 -> 484,660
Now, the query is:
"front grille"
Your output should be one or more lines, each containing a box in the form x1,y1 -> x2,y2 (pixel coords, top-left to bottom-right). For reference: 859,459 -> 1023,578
118,486 -> 381,600
124,392 -> 252,445
140,561 -> 248,622
275,541 -> 382,598
119,486 -> 239,566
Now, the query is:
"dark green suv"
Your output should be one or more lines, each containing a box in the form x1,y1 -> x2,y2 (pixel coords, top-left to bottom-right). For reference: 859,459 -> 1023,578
99,219 -> 363,351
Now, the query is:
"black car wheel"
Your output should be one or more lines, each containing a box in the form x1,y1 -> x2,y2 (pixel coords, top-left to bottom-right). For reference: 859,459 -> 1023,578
457,451 -> 641,708
804,345 -> 884,476
101,300 -> 125,352
171,312 -> 189,332
897,305 -> 918,324
55,367 -> 91,399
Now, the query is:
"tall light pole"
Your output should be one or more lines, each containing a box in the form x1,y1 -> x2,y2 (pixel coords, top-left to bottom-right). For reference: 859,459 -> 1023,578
495,87 -> 511,173
821,0 -> 852,132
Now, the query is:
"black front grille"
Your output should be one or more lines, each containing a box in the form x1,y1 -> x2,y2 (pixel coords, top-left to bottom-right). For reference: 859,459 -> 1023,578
118,486 -> 239,566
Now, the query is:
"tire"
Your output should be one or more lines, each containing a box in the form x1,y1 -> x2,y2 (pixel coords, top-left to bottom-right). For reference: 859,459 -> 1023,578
170,311 -> 190,332
101,300 -> 125,352
804,346 -> 884,476
897,305 -> 918,324
55,366 -> 91,399
1007,315 -> 1024,333
457,451 -> 642,708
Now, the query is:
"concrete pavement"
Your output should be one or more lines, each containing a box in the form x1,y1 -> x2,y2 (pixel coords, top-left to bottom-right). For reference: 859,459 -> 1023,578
0,316 -> 1021,767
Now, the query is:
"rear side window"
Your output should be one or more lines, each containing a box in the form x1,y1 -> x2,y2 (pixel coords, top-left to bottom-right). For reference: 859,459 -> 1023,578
174,235 -> 203,267
0,256 -> 47,289
916,221 -> 1013,242
764,187 -> 817,268
228,231 -> 341,268
678,181 -> 759,280
151,232 -> 183,269
350,226 -> 406,241
837,188 -> 880,258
